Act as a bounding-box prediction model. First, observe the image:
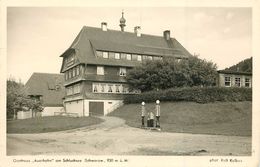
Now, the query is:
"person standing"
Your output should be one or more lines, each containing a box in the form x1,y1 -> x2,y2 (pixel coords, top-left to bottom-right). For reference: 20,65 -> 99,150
155,100 -> 161,128
141,102 -> 146,127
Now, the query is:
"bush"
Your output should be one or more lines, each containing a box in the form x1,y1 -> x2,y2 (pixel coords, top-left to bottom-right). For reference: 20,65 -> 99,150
124,87 -> 252,104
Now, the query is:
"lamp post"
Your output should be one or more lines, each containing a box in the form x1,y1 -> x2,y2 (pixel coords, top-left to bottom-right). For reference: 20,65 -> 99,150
141,102 -> 145,127
155,100 -> 160,128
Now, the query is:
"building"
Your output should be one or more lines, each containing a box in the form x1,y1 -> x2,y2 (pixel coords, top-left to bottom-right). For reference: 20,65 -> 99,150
24,72 -> 65,117
60,12 -> 192,116
217,70 -> 252,88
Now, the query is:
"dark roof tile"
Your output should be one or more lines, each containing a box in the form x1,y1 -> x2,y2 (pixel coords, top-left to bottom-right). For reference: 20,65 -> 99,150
60,26 -> 192,71
24,73 -> 65,107
217,70 -> 252,76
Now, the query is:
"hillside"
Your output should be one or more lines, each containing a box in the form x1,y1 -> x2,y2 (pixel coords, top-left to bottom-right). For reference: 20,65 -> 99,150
109,101 -> 252,136
225,57 -> 252,72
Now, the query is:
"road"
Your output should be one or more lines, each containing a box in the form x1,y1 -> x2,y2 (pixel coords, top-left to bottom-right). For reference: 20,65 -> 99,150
7,116 -> 251,155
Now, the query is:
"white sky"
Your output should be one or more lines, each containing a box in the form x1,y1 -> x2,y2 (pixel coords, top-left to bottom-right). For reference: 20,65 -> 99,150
7,7 -> 252,83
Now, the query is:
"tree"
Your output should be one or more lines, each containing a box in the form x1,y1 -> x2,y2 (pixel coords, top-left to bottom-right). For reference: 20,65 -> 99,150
225,57 -> 252,72
7,78 -> 43,119
126,56 -> 217,92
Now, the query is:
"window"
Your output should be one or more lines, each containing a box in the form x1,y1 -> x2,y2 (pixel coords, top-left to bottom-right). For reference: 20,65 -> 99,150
235,77 -> 241,87
93,84 -> 98,92
147,56 -> 153,60
66,87 -> 73,95
176,58 -> 181,63
126,54 -> 132,60
65,72 -> 68,80
154,56 -> 162,61
103,52 -> 108,59
132,54 -> 138,61
115,53 -> 120,59
234,77 -> 241,87
115,85 -> 120,93
96,51 -> 103,57
97,66 -> 104,75
225,76 -> 231,87
91,83 -> 138,94
121,53 -> 127,59
72,68 -> 76,77
68,69 -> 72,79
100,84 -> 105,92
76,66 -> 80,76
245,78 -> 251,87
109,52 -> 115,59
137,55 -> 142,61
108,85 -> 113,93
67,54 -> 75,62
74,84 -> 80,94
142,55 -> 147,60
122,86 -> 128,93
119,67 -> 127,76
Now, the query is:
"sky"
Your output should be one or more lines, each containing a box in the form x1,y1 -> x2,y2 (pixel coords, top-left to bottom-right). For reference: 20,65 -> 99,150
7,7 -> 252,83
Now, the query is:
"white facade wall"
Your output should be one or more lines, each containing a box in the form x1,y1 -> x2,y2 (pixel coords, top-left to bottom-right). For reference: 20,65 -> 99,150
65,100 -> 84,117
64,99 -> 123,117
41,107 -> 64,117
17,110 -> 32,119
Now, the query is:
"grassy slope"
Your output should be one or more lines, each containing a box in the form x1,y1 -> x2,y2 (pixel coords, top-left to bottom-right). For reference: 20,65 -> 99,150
7,116 -> 103,134
109,101 -> 252,136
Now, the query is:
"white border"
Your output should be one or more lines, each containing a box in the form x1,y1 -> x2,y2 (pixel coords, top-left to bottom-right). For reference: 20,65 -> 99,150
1,0 -> 259,167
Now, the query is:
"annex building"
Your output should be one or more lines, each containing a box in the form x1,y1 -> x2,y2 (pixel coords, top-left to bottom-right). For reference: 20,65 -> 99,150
60,12 -> 192,116
217,70 -> 252,88
24,72 -> 65,118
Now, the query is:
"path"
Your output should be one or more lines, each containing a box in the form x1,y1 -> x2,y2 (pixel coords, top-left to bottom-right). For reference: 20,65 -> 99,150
7,116 -> 251,155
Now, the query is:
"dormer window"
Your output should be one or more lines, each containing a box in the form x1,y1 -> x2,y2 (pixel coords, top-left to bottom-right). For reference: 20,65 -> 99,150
115,53 -> 120,59
137,55 -> 142,61
109,52 -> 115,59
147,56 -> 153,60
66,53 -> 75,67
154,56 -> 162,61
67,54 -> 75,62
132,54 -> 138,61
96,51 -> 103,57
103,52 -> 108,59
121,53 -> 127,59
126,54 -> 132,60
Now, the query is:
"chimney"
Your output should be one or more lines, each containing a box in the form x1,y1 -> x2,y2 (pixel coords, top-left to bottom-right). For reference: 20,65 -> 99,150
134,26 -> 141,37
101,22 -> 107,31
163,30 -> 171,40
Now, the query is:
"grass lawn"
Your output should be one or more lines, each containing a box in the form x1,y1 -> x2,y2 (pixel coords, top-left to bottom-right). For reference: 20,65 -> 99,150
109,101 -> 252,136
7,116 -> 103,134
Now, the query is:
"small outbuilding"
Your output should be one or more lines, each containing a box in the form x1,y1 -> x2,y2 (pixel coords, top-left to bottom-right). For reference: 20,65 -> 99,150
217,70 -> 252,88
24,73 -> 65,117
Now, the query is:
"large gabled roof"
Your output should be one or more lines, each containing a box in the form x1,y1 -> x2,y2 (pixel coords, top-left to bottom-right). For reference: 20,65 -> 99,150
24,73 -> 65,107
60,26 -> 192,70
